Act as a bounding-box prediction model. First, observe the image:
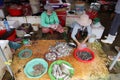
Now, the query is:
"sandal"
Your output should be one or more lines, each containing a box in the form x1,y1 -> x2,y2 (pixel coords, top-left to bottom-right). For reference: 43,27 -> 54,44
115,46 -> 120,52
108,55 -> 120,61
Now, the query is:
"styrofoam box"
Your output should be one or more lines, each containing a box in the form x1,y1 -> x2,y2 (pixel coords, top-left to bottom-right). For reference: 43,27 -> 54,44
26,16 -> 40,24
66,15 -> 79,26
0,21 -> 19,29
0,9 -> 5,18
91,26 -> 105,39
0,40 -> 13,80
6,16 -> 40,25
8,21 -> 19,28
6,16 -> 26,26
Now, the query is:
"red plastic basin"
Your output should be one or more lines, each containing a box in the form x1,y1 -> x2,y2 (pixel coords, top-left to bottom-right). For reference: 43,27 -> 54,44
7,6 -> 23,16
73,48 -> 95,63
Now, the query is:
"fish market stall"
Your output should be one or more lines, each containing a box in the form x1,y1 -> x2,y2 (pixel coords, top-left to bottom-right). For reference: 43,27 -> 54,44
11,40 -> 109,80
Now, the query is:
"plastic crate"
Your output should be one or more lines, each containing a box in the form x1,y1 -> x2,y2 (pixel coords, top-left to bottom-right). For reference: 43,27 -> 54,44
56,11 -> 67,26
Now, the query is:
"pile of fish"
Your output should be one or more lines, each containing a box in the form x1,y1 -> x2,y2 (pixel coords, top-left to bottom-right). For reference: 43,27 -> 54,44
45,52 -> 57,61
21,51 -> 30,58
32,63 -> 45,76
52,63 -> 73,80
77,51 -> 92,60
49,42 -> 73,58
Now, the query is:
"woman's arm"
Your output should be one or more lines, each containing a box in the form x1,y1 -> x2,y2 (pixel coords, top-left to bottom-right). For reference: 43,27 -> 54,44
82,25 -> 92,43
71,25 -> 80,46
82,36 -> 90,44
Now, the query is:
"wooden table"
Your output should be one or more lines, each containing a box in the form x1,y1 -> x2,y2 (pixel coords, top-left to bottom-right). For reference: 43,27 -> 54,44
12,40 -> 109,80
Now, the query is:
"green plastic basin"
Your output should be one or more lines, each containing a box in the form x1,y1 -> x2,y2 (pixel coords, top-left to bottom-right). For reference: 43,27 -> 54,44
48,60 -> 74,80
24,58 -> 48,78
18,49 -> 32,59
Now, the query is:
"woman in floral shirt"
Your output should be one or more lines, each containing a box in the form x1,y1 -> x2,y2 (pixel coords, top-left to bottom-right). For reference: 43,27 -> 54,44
40,4 -> 64,33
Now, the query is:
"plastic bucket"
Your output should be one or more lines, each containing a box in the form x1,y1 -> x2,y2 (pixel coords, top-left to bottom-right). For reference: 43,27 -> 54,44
32,24 -> 39,31
7,5 -> 23,16
88,34 -> 96,43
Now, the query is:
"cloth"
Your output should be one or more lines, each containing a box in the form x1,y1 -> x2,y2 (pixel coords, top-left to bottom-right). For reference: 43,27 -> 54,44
40,11 -> 59,27
109,13 -> 120,35
70,22 -> 92,40
115,0 -> 120,14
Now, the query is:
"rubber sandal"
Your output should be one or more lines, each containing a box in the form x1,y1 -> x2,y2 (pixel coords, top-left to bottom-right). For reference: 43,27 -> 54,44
108,56 -> 120,61
104,36 -> 108,39
115,46 -> 120,52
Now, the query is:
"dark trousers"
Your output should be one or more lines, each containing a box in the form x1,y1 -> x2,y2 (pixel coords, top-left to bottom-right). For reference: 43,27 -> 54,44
109,13 -> 120,35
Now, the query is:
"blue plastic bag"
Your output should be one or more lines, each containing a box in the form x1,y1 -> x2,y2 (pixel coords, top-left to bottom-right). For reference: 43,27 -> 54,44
9,41 -> 21,50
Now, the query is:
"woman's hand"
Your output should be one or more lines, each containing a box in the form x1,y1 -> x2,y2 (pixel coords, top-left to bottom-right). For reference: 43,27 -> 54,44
56,25 -> 64,33
77,43 -> 81,49
50,24 -> 57,30
50,24 -> 64,33
77,43 -> 87,49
